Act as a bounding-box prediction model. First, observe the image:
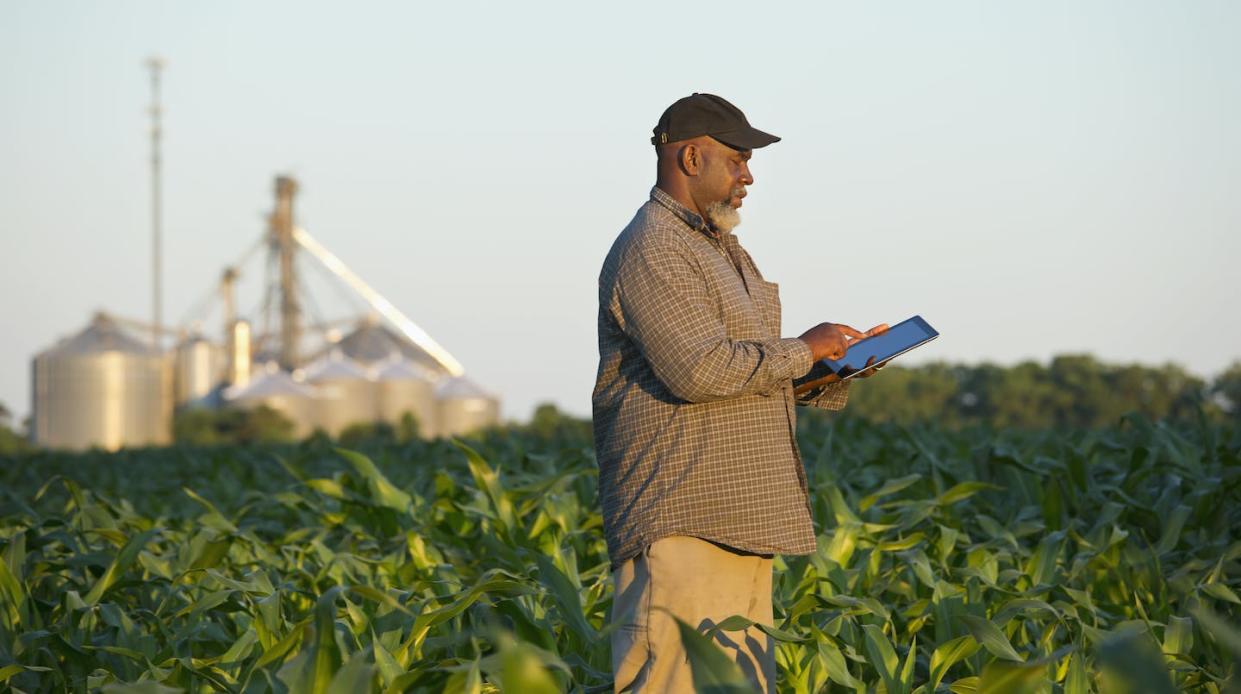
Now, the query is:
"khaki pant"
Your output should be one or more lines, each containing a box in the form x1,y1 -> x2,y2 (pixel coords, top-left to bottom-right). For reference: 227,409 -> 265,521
610,535 -> 776,693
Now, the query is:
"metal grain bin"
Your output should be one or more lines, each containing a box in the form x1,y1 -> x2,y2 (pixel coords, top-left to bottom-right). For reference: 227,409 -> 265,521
223,362 -> 317,438
31,313 -> 171,451
304,352 -> 376,437
436,376 -> 499,437
173,335 -> 225,407
375,357 -> 437,439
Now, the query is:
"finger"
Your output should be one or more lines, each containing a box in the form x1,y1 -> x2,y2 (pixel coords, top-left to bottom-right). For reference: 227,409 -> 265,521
836,324 -> 867,340
866,323 -> 890,336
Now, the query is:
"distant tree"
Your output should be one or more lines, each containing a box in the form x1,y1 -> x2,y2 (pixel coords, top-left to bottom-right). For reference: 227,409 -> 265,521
1213,361 -> 1241,421
173,405 -> 296,445
339,421 -> 396,446
396,411 -> 422,442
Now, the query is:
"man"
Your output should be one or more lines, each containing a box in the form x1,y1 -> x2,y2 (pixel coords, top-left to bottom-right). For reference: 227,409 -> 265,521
592,93 -> 886,693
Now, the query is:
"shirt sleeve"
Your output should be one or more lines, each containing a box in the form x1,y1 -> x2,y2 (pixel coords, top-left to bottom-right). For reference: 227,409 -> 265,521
611,234 -> 814,403
795,380 -> 851,410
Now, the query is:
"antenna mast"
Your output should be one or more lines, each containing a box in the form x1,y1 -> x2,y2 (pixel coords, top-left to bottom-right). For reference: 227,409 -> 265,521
145,56 -> 165,352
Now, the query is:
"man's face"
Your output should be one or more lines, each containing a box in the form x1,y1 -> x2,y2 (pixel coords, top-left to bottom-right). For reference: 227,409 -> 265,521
695,138 -> 754,233
697,137 -> 754,208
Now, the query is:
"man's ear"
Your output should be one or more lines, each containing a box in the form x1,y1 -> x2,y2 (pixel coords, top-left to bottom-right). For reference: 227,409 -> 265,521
678,143 -> 701,177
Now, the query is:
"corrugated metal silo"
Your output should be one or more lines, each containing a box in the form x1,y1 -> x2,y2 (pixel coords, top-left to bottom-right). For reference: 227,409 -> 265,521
375,357 -> 437,439
304,351 -> 376,437
31,313 -> 171,451
223,362 -> 317,438
436,376 -> 499,437
173,335 -> 224,407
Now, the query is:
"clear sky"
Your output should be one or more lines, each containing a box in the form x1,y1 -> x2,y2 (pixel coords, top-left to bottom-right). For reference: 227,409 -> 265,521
2,0 -> 1238,423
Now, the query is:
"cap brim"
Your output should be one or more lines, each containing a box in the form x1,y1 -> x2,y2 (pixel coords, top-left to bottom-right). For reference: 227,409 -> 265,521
711,126 -> 781,150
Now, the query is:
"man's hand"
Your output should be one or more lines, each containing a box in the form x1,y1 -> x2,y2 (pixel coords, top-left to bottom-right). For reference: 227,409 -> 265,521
854,323 -> 891,378
798,322 -> 871,362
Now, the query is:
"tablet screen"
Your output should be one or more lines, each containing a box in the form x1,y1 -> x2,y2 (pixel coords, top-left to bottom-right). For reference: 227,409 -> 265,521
796,315 -> 939,388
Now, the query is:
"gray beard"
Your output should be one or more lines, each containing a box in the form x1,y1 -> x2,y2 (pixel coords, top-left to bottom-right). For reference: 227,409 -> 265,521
704,200 -> 741,234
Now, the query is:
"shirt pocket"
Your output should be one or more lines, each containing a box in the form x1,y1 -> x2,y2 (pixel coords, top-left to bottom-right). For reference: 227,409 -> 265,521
752,279 -> 782,336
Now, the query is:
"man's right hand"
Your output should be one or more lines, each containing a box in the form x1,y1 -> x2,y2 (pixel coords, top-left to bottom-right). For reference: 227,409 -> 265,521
798,322 -> 869,362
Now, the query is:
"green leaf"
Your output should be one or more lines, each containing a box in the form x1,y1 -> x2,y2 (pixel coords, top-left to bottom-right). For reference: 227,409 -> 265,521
326,649 -> 376,694
947,676 -> 979,693
1162,615 -> 1193,656
859,474 -> 922,511
335,448 -> 413,512
496,638 -> 561,694
898,634 -> 917,693
311,586 -> 345,694
862,624 -> 901,694
85,528 -> 159,605
1201,582 -> 1241,604
349,585 -> 416,617
534,553 -> 596,642
1152,504 -> 1191,555
977,660 -> 1048,694
255,619 -> 311,668
372,633 -> 405,689
928,635 -> 980,691
453,440 -> 517,531
960,615 -> 1024,662
815,635 -> 860,688
706,614 -> 811,643
0,550 -> 26,627
1062,651 -> 1088,694
937,481 -> 1000,506
672,615 -> 757,694
1097,631 -> 1177,694
1192,606 -> 1241,659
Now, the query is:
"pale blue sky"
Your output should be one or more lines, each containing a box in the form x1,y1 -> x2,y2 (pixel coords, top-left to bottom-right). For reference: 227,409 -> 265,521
2,1 -> 1238,422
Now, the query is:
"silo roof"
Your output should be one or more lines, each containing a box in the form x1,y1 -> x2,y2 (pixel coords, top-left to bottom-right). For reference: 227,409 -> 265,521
328,322 -> 448,374
224,366 -> 317,401
303,352 -> 371,383
375,357 -> 436,382
437,376 -> 495,400
42,313 -> 159,357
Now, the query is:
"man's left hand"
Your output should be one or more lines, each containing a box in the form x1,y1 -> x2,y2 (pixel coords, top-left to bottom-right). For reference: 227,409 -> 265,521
853,323 -> 890,379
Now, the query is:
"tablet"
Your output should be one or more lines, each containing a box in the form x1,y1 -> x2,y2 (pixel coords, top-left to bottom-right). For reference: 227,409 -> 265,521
794,315 -> 939,392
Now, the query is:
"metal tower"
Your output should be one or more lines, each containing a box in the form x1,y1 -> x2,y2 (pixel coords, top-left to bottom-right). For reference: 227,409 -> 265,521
145,56 -> 165,352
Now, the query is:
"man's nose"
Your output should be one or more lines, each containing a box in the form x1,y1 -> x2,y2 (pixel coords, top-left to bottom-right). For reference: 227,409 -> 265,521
739,162 -> 754,186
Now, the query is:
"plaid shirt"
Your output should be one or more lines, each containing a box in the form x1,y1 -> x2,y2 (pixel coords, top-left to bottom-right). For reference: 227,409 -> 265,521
593,187 -> 849,566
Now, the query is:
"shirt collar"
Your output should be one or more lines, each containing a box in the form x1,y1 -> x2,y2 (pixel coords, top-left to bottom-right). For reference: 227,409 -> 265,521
650,186 -> 720,239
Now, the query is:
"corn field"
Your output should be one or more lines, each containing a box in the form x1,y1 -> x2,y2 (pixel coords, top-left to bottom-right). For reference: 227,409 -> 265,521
1,414 -> 1239,693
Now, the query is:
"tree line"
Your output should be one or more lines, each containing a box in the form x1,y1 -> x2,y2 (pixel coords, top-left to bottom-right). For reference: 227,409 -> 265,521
840,354 -> 1241,429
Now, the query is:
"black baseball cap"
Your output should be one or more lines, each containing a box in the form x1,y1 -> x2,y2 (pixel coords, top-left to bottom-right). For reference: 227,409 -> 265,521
651,93 -> 781,150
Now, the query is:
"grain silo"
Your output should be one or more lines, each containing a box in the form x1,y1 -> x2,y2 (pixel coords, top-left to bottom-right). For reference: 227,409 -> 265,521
304,351 -> 375,437
223,362 -> 317,438
375,357 -> 437,438
173,334 -> 225,407
31,313 -> 171,451
437,376 -> 500,437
